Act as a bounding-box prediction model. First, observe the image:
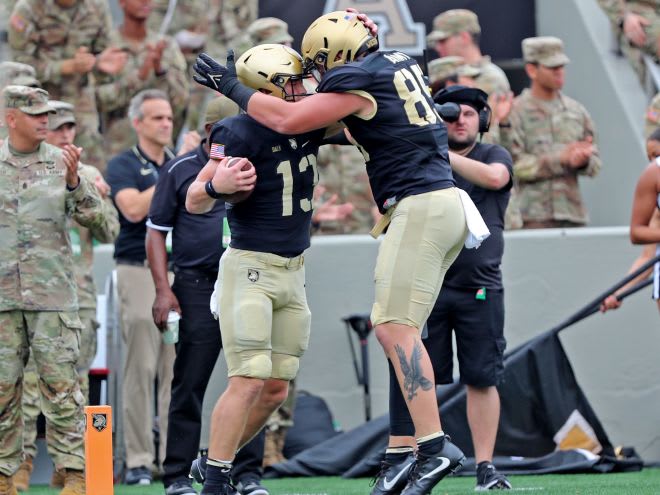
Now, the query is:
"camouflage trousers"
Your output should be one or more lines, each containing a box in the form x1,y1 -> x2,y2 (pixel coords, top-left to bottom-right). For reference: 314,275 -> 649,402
21,308 -> 98,460
0,310 -> 85,476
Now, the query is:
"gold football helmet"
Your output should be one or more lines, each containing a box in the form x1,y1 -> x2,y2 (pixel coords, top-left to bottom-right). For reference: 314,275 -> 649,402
301,11 -> 379,80
236,44 -> 310,101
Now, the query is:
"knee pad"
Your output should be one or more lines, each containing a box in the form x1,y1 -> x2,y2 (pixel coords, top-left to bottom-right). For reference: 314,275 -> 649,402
271,354 -> 299,381
227,351 -> 272,380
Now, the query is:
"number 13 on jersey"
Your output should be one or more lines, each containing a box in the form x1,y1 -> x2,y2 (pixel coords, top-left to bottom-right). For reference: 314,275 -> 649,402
276,153 -> 318,216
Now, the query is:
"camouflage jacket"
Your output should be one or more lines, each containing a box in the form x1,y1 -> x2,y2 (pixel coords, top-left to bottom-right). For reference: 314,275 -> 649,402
473,56 -> 511,96
8,0 -> 112,104
69,164 -> 119,309
597,0 -> 660,24
316,145 -> 375,235
206,0 -> 258,59
645,91 -> 660,137
8,0 -> 112,170
97,29 -> 189,156
0,141 -> 108,311
509,89 -> 601,225
597,0 -> 660,55
147,0 -> 210,38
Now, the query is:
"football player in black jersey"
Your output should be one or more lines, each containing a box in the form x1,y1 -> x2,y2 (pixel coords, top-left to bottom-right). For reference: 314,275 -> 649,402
186,44 -> 333,495
193,10 -> 470,495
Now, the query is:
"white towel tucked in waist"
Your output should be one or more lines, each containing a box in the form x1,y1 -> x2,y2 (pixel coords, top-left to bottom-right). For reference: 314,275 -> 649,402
458,188 -> 490,249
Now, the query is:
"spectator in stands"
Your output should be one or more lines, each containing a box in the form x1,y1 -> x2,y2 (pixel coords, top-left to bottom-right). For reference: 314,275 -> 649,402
427,9 -> 510,97
0,84 -> 107,495
509,36 -> 601,229
0,61 -> 40,145
8,0 -> 128,173
148,0 -> 258,133
597,0 -> 660,84
15,100 -> 119,492
645,91 -> 660,138
96,0 -> 189,157
601,128 -> 660,313
428,56 -> 481,94
313,146 -> 374,236
106,89 -> 177,486
146,97 -> 269,495
234,17 -> 294,57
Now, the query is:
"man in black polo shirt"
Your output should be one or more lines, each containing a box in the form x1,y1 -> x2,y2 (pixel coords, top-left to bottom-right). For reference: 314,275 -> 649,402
146,97 -> 270,495
372,86 -> 514,495
106,89 -> 176,486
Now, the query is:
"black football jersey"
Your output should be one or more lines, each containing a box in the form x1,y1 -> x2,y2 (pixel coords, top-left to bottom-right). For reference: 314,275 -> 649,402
209,115 -> 325,257
317,50 -> 455,213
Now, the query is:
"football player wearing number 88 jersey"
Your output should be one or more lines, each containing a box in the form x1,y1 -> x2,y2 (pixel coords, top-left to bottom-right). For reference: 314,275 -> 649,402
192,10 -> 471,495
186,44 -> 333,495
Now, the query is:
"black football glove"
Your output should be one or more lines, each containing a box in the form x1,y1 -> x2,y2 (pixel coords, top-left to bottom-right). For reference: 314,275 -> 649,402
193,51 -> 239,95
193,50 -> 256,109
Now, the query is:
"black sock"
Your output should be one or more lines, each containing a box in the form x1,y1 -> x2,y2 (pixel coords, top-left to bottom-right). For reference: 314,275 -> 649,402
477,460 -> 493,473
204,459 -> 233,490
417,433 -> 445,457
384,447 -> 414,465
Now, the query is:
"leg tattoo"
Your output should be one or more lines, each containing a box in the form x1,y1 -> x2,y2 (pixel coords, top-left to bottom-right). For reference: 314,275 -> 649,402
394,341 -> 433,401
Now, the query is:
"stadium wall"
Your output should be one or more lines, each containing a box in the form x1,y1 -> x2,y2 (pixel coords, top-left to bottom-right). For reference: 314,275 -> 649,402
92,229 -> 660,464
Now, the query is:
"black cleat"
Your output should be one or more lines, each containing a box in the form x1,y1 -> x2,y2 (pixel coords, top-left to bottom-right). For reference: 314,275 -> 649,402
165,479 -> 198,494
235,474 -> 269,495
200,482 -> 237,495
190,456 -> 208,484
370,453 -> 416,495
475,463 -> 511,491
400,436 -> 465,495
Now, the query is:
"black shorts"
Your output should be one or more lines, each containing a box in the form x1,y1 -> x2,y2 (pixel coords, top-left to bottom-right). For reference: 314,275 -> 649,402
424,286 -> 506,387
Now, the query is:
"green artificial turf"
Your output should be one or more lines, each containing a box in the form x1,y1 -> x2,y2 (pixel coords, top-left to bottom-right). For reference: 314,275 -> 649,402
20,468 -> 660,494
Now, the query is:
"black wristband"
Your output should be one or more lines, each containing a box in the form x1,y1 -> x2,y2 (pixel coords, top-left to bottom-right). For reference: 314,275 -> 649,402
205,180 -> 223,199
225,79 -> 257,110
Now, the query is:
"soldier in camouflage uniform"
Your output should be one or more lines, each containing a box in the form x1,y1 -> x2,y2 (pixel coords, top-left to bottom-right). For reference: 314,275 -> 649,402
597,0 -> 660,84
509,37 -> 602,228
234,17 -> 294,58
645,91 -> 660,137
0,61 -> 40,145
148,0 -> 258,133
8,0 -> 128,174
427,9 -> 510,97
0,85 -> 109,495
13,101 -> 119,492
97,0 -> 189,157
427,56 -> 481,94
314,145 -> 376,236
207,0 -> 258,61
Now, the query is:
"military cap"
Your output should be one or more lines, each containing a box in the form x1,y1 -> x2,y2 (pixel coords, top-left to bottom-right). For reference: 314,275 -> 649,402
522,36 -> 570,67
434,85 -> 489,112
248,17 -> 293,45
48,100 -> 76,130
428,56 -> 481,84
0,61 -> 40,89
3,85 -> 55,115
427,9 -> 480,44
204,97 -> 240,125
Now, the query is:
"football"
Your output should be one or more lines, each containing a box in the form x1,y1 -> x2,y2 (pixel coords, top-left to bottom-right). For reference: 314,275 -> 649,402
223,156 -> 254,204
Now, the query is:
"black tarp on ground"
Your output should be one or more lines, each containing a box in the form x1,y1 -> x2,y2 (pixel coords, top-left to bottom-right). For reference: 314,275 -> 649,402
266,331 -> 643,479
